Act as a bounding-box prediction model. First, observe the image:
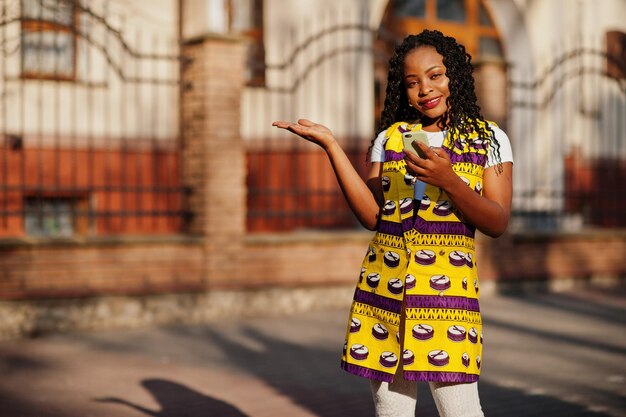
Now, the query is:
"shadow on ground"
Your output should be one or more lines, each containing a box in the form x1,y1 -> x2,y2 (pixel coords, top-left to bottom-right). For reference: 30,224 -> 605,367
1,285 -> 623,417
95,379 -> 249,417
163,323 -> 618,417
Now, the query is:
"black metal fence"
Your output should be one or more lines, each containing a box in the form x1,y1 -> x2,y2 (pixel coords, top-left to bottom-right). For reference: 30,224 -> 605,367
0,0 -> 187,238
244,17 -> 626,232
243,6 -> 381,232
2,1 -> 624,237
508,37 -> 626,231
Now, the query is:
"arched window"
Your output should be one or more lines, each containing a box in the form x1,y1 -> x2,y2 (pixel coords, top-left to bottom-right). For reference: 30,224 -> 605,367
384,0 -> 503,60
21,0 -> 77,80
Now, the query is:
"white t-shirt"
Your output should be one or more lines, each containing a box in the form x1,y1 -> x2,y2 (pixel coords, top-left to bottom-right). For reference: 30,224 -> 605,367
370,125 -> 514,167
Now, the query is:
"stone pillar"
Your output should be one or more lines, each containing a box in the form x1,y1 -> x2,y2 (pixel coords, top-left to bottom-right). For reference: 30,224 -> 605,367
181,35 -> 247,285
473,58 -> 509,131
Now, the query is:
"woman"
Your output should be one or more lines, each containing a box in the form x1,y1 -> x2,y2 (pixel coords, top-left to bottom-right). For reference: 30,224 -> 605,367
273,29 -> 513,417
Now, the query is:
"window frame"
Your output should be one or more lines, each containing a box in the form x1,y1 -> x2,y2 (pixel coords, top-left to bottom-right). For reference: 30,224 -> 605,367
387,0 -> 503,60
23,193 -> 91,237
20,0 -> 79,81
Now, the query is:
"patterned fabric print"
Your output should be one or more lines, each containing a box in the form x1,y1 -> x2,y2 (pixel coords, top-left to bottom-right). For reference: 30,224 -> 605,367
341,121 -> 489,383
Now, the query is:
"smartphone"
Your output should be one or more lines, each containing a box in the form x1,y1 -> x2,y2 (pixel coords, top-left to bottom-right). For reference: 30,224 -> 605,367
402,131 -> 429,159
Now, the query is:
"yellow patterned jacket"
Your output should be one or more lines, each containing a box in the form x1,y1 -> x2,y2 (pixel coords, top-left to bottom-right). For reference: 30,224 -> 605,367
341,121 -> 492,383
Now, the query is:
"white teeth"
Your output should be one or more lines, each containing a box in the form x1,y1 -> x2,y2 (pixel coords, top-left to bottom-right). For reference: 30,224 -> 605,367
422,98 -> 439,105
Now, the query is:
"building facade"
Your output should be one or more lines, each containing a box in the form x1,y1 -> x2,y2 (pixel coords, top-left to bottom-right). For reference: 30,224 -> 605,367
0,0 -> 624,336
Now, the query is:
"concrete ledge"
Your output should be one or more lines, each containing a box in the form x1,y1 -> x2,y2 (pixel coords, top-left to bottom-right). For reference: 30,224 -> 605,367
0,234 -> 204,249
2,276 -> 623,340
479,275 -> 624,296
0,285 -> 355,340
505,228 -> 626,242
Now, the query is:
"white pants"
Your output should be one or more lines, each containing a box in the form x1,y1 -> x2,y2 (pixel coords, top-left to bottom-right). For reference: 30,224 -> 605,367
370,367 -> 484,417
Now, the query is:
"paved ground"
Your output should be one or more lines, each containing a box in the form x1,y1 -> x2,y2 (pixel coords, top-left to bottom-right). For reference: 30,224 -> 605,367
0,282 -> 625,417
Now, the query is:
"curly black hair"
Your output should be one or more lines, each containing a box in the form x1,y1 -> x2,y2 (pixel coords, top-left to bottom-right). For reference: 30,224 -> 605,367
373,30 -> 501,170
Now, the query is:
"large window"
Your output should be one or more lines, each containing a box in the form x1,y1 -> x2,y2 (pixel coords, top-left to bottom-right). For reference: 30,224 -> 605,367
21,0 -> 77,80
385,0 -> 504,60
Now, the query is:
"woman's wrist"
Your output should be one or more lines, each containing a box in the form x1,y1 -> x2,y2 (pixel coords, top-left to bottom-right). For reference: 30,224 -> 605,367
323,137 -> 340,153
437,167 -> 463,194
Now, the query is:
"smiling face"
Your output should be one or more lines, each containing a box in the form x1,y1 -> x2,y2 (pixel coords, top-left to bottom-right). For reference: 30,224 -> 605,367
404,46 -> 450,131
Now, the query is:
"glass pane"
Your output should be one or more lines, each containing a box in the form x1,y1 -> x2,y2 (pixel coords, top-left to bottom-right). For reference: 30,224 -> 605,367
24,198 -> 74,237
56,201 -> 74,237
22,30 -> 74,77
437,0 -> 466,23
230,0 -> 253,32
479,2 -> 494,26
393,0 -> 426,18
22,0 -> 74,25
479,36 -> 504,59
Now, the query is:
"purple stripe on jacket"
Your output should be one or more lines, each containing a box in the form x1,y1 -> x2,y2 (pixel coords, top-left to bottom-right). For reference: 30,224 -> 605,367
447,152 -> 487,165
402,217 -> 415,232
377,220 -> 404,237
353,288 -> 403,314
341,361 -> 395,383
413,217 -> 476,237
404,370 -> 479,383
405,295 -> 480,312
384,150 -> 405,162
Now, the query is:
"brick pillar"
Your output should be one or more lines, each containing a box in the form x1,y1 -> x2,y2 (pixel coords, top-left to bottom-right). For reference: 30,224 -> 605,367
181,35 -> 247,285
474,59 -> 508,131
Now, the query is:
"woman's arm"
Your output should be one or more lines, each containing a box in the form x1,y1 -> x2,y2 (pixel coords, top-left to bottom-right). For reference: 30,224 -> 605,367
404,142 -> 513,237
366,162 -> 384,208
273,119 -> 382,230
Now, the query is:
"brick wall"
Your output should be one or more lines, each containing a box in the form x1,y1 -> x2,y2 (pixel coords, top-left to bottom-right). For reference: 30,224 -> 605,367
2,229 -> 625,337
237,231 -> 626,289
0,237 -> 205,300
181,35 -> 248,284
477,231 -> 626,282
0,146 -> 182,237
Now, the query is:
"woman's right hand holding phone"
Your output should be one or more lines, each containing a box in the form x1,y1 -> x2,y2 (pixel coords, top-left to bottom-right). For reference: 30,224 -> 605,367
404,140 -> 513,238
404,144 -> 456,189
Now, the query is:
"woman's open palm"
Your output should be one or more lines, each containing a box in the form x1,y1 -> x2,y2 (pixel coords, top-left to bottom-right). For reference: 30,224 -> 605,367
272,119 -> 335,150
